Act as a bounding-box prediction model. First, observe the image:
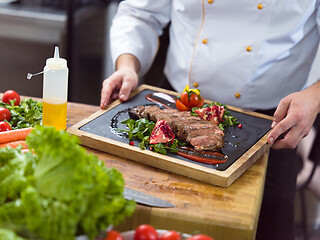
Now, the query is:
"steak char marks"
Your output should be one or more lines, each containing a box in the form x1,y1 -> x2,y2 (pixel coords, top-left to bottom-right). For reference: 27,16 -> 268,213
129,105 -> 224,151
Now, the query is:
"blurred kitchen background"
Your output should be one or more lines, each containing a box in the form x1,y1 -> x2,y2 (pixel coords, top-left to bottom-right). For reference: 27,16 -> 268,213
0,0 -> 115,105
0,1 -> 320,239
0,0 -> 167,105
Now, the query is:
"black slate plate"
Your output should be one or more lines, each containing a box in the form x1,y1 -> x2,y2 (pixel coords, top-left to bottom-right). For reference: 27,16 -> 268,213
80,89 -> 272,171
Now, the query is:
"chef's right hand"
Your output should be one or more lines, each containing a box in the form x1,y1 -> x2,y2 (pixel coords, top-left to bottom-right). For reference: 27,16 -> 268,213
100,54 -> 140,109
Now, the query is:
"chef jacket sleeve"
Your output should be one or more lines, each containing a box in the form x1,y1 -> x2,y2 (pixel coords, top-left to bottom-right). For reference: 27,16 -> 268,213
317,3 -> 320,40
110,0 -> 171,76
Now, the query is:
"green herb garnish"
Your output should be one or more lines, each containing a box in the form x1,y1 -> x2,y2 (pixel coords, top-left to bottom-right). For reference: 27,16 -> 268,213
117,118 -> 182,155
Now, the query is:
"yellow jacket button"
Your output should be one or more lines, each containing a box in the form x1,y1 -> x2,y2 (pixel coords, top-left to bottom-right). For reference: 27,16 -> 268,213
208,0 -> 213,4
193,82 -> 199,88
235,93 -> 241,98
257,4 -> 264,9
202,39 -> 208,44
246,46 -> 252,52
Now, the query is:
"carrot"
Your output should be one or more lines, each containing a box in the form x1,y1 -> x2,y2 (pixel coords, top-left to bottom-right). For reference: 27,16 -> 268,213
0,127 -> 33,144
0,140 -> 28,149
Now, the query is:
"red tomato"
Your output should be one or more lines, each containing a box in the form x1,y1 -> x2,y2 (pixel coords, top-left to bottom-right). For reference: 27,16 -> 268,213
2,90 -> 20,106
180,92 -> 202,109
188,93 -> 200,108
175,99 -> 189,111
180,92 -> 190,107
134,224 -> 158,240
0,107 -> 11,121
160,231 -> 181,240
0,121 -> 12,132
187,234 -> 214,240
104,230 -> 124,240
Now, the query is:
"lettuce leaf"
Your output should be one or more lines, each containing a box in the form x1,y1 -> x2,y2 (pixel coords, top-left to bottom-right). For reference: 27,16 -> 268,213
0,228 -> 26,240
0,126 -> 135,240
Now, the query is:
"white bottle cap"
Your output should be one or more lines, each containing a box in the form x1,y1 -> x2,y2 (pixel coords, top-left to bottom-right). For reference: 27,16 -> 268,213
46,46 -> 67,70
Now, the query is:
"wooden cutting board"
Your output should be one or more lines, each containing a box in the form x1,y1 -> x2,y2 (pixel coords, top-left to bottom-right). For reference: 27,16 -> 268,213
67,84 -> 273,187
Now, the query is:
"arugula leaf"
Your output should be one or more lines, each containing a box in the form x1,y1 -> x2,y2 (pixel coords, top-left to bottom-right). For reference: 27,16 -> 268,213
118,118 -> 180,155
0,99 -> 42,130
118,118 -> 155,141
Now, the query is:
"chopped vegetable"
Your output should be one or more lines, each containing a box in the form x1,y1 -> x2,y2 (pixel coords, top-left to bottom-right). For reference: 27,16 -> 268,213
0,126 -> 135,240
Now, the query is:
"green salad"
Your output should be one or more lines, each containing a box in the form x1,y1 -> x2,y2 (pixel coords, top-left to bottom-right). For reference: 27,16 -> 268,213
118,118 -> 183,155
0,126 -> 135,240
0,98 -> 42,129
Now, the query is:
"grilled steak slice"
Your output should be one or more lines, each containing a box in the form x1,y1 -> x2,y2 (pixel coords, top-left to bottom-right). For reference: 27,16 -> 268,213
178,123 -> 221,141
188,135 -> 224,151
141,105 -> 162,120
171,118 -> 205,139
187,126 -> 223,139
129,105 -> 146,120
129,105 -> 224,150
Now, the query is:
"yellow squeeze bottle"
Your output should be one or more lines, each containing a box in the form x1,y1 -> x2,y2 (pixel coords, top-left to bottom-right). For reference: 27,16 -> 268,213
42,46 -> 69,130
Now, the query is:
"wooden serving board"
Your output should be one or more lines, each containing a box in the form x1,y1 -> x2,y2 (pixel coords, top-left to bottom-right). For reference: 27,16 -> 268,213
67,85 -> 273,187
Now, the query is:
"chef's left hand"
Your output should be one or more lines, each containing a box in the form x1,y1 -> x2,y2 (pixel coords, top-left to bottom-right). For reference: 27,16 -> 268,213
267,81 -> 320,149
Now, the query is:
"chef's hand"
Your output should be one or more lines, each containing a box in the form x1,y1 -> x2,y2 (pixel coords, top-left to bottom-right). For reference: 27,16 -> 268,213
100,54 -> 140,109
267,80 -> 320,149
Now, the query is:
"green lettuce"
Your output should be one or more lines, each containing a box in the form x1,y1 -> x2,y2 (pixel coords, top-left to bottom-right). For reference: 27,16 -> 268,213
0,126 -> 135,240
0,228 -> 26,240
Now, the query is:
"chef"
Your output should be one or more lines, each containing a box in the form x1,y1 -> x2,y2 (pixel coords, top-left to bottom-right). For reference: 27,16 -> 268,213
100,1 -> 320,239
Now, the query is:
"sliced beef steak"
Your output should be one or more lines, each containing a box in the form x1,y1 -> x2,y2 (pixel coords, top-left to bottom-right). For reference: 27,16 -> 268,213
129,105 -> 224,150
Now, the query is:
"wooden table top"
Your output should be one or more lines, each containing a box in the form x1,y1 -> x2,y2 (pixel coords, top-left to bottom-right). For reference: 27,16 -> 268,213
66,100 -> 268,240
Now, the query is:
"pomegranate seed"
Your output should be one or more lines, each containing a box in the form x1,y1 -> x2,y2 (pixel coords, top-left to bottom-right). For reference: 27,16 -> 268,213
238,124 -> 242,129
129,141 -> 135,146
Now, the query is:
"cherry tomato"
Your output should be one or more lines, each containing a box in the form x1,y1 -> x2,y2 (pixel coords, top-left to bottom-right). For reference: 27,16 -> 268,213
0,107 -> 11,121
175,99 -> 189,111
180,92 -> 190,107
0,121 -> 12,132
2,90 -> 20,106
188,93 -> 201,108
180,92 -> 202,109
187,234 -> 214,240
160,231 -> 181,240
134,224 -> 158,240
104,230 -> 124,240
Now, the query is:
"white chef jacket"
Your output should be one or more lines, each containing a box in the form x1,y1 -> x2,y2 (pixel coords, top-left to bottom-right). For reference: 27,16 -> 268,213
110,0 -> 320,110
